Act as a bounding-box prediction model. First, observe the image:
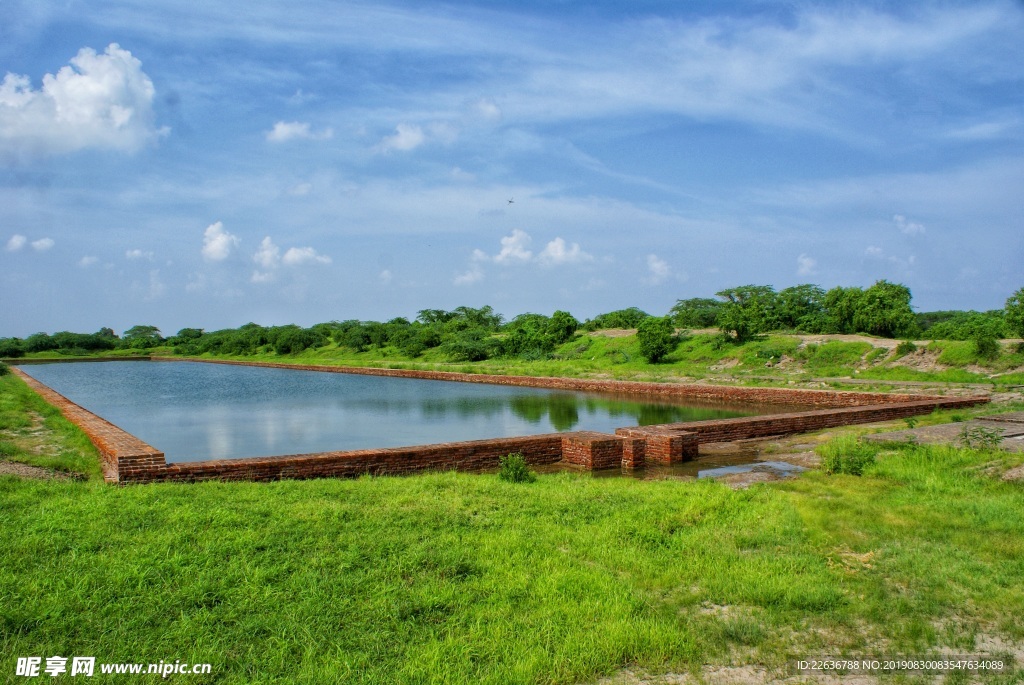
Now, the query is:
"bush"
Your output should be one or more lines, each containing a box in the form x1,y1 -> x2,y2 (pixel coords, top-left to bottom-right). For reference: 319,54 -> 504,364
0,362 -> 9,376
636,316 -> 677,363
972,328 -> 1001,360
817,435 -> 878,476
894,340 -> 917,357
498,453 -> 536,483
958,425 -> 1002,450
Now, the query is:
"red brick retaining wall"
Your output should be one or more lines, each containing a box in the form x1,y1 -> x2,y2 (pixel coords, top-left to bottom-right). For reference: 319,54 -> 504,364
12,360 -> 989,484
11,367 -> 165,482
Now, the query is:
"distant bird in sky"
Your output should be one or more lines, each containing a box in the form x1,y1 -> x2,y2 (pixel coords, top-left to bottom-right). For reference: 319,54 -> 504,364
507,198 -> 514,204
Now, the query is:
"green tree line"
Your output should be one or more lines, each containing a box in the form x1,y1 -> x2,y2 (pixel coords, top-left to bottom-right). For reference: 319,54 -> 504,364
2,284 -> 1022,365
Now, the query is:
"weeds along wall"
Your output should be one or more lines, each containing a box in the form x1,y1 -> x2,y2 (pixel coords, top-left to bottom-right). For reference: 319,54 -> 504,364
11,362 -> 988,484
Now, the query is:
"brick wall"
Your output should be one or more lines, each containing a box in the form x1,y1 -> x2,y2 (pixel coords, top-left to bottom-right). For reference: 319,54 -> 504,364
12,361 -> 989,484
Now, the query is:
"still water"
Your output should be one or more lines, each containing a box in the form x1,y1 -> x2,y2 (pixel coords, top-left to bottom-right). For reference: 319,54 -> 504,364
21,361 -> 762,463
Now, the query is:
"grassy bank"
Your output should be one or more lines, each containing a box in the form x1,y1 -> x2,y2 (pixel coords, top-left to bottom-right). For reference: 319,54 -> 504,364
11,330 -> 1024,390
2,374 -> 1024,683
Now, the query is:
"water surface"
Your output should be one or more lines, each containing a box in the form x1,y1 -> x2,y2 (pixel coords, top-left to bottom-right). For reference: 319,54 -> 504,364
21,361 -> 766,463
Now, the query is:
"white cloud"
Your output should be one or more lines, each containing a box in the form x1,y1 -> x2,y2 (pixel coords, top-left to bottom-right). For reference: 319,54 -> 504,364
379,269 -> 392,284
454,264 -> 484,286
379,123 -> 425,152
253,236 -> 280,269
201,221 -> 239,261
538,237 -> 593,266
865,245 -> 884,257
125,248 -> 153,260
6,234 -> 27,251
472,98 -> 502,121
282,246 -> 331,266
266,120 -> 333,143
78,255 -> 98,267
796,253 -> 817,276
250,236 -> 330,282
645,254 -> 671,284
31,238 -> 54,251
0,43 -> 163,156
893,214 -> 926,236
493,229 -> 533,264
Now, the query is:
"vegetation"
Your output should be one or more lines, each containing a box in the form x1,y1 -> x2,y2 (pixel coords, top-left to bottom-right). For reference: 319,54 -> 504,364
635,316 -> 677,363
497,452 -> 536,483
4,282 -> 1023,390
1,376 -> 1023,683
816,434 -> 878,476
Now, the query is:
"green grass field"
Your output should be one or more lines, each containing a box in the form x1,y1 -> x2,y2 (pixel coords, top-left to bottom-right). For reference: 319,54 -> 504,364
2,373 -> 1023,683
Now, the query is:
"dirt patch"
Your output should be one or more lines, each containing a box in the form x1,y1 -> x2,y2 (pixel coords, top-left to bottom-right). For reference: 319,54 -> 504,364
1001,464 -> 1024,482
0,460 -> 82,481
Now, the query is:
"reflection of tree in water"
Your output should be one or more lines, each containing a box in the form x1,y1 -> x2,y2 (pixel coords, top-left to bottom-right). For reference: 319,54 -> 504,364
420,397 -> 507,419
548,396 -> 579,431
421,390 -> 752,432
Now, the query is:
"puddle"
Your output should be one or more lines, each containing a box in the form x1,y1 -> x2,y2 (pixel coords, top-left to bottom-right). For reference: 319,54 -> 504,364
696,461 -> 806,479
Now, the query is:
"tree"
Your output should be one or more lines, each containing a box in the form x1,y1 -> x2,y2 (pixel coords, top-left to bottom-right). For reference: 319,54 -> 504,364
121,325 -> 163,349
777,284 -> 826,332
669,298 -> 722,329
852,280 -> 917,338
715,285 -> 779,341
636,316 -> 677,363
583,307 -> 650,331
1006,287 -> 1024,338
823,286 -> 863,334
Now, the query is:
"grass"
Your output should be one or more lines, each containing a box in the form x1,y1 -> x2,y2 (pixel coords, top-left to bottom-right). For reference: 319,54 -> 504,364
2,375 -> 1024,682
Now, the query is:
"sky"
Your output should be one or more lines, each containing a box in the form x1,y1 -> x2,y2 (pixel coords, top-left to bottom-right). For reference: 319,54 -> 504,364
1,0 -> 1023,338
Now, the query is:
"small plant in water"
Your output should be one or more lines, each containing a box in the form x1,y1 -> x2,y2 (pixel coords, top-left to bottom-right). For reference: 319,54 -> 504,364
817,435 -> 877,476
498,452 -> 536,483
958,425 -> 1003,451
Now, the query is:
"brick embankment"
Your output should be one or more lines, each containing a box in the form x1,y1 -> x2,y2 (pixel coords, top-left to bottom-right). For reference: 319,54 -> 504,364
616,397 -> 987,450
154,357 -> 932,407
10,366 -> 165,483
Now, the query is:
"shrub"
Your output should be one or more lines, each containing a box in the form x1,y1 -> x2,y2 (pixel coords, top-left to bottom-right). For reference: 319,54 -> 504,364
894,340 -> 917,357
636,316 -> 677,363
817,435 -> 878,476
972,328 -> 1000,361
958,425 -> 1002,451
498,453 -> 536,483
0,362 -> 9,376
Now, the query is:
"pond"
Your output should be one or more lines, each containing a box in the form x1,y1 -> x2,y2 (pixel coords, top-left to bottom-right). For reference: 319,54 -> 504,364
21,361 -> 771,463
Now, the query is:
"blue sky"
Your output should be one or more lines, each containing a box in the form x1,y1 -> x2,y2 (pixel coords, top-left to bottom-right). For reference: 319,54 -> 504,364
1,0 -> 1022,338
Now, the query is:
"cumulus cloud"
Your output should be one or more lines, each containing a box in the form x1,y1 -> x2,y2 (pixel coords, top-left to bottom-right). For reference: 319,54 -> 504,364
6,234 -> 27,251
379,269 -> 393,284
379,123 -> 425,152
538,237 -> 593,266
454,264 -> 484,286
645,254 -> 671,284
125,248 -> 153,260
201,221 -> 239,261
253,236 -> 280,269
893,214 -> 926,236
251,235 -> 330,282
797,253 -> 817,276
31,238 -> 54,251
78,255 -> 98,267
865,245 -> 884,257
493,229 -> 533,264
266,121 -> 333,143
0,43 -> 162,156
282,246 -> 331,266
